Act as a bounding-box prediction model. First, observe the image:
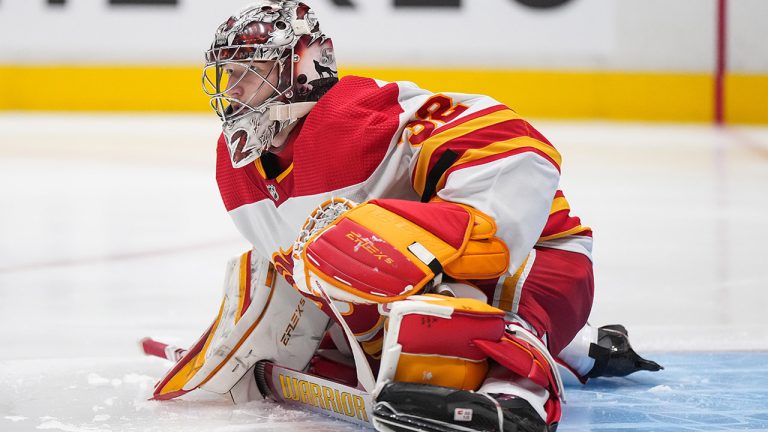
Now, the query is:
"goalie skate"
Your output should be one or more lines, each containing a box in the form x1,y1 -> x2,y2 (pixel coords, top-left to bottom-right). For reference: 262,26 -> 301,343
372,382 -> 553,432
586,324 -> 663,379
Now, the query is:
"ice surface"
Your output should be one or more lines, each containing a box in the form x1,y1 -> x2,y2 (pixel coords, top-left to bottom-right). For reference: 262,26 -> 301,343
560,352 -> 768,431
1,114 -> 767,431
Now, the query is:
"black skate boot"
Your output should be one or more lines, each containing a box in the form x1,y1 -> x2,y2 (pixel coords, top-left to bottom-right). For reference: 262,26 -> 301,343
372,382 -> 554,432
585,324 -> 663,379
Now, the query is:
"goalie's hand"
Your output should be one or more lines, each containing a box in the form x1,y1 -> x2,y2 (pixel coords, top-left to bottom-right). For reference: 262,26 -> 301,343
291,198 -> 510,304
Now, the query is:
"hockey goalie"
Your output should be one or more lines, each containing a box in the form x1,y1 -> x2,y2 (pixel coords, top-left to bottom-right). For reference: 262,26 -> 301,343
146,2 -> 662,431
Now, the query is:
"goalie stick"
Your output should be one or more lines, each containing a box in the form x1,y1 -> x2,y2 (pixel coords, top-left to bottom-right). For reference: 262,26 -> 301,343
140,337 -> 375,427
142,337 -> 564,431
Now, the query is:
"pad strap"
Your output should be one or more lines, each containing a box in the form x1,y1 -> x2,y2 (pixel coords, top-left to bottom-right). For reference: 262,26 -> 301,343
474,327 -> 565,425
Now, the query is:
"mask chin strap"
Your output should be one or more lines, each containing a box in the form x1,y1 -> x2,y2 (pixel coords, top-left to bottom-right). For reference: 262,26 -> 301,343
268,102 -> 317,123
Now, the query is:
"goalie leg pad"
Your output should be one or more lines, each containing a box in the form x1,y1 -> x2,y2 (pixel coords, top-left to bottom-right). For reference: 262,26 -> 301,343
376,295 -> 564,426
153,251 -> 329,400
377,295 -> 507,392
473,326 -> 565,425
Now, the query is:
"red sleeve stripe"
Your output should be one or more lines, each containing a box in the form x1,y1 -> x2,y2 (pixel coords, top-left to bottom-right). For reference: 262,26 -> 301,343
540,210 -> 592,240
431,104 -> 509,136
429,104 -> 553,148
412,115 -> 557,195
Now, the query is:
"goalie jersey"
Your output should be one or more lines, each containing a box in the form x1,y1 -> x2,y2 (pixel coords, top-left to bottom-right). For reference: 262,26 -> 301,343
216,75 -> 592,313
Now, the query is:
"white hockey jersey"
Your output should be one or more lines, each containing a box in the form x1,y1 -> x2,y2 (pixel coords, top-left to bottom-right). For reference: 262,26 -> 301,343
215,76 -> 592,314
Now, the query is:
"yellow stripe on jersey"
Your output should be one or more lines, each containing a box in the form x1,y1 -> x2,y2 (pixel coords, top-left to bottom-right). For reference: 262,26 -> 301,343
550,196 -> 570,215
412,109 -> 523,196
430,136 -> 563,194
538,224 -> 592,242
254,159 -> 293,182
497,254 -> 529,312
253,159 -> 267,178
275,163 -> 294,182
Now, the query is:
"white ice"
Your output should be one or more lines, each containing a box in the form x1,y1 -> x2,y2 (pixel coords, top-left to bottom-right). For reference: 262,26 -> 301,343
1,114 -> 767,431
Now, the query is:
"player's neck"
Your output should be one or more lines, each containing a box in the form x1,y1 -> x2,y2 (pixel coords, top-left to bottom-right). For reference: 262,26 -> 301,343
268,118 -> 304,171
273,141 -> 294,172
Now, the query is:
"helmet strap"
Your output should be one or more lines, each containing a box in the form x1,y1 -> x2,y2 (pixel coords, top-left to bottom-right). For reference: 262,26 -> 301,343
268,101 -> 317,122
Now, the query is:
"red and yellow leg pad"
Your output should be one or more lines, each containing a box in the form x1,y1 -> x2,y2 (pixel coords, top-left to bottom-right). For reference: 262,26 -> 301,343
376,294 -> 564,425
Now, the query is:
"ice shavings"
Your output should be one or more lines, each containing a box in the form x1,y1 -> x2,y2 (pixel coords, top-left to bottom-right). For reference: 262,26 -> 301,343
648,384 -> 673,393
5,416 -> 28,422
86,374 -> 110,386
86,372 -> 152,390
122,373 -> 153,385
37,419 -> 109,432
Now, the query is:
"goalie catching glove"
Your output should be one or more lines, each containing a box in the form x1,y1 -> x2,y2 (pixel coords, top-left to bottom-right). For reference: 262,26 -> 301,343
291,198 -> 510,304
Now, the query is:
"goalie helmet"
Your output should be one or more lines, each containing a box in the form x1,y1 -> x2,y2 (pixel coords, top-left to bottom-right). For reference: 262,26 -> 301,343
203,1 -> 338,168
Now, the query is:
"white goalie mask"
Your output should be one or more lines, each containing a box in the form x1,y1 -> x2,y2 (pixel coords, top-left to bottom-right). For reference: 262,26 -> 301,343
203,1 -> 338,168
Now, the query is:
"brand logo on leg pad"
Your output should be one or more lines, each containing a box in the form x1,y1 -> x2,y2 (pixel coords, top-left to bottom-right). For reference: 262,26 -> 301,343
454,408 -> 473,422
281,298 -> 305,346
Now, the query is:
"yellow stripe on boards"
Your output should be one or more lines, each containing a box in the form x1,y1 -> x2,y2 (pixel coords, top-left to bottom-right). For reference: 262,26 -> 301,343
726,73 -> 768,124
0,65 -> 209,112
412,109 -> 522,195
1,65 -> 767,124
348,68 -> 716,123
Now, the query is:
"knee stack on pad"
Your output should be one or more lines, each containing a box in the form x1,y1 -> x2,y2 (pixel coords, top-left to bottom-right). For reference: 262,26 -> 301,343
375,295 -> 564,427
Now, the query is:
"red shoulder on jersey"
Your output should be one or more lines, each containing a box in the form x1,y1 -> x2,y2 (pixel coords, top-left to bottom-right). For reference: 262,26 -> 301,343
291,76 -> 403,197
216,76 -> 404,211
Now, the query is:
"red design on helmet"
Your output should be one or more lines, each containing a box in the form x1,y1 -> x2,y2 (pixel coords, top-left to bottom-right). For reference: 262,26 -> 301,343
234,22 -> 274,46
203,1 -> 339,168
